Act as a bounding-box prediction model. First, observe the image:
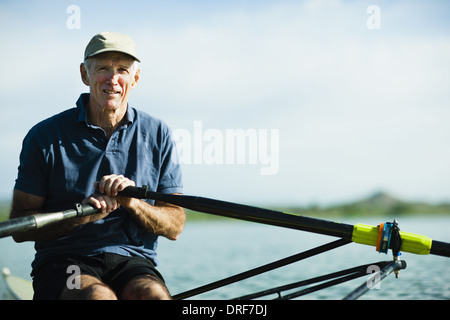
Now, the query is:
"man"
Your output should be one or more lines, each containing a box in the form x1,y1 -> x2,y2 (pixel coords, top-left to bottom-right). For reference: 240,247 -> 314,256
10,32 -> 185,300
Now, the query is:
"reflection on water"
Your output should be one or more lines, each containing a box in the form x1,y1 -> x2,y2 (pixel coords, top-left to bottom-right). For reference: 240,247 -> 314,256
1,215 -> 449,300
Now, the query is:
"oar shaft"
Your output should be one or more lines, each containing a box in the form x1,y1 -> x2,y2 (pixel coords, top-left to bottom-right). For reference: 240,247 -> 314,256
120,186 -> 450,258
120,187 -> 355,238
431,240 -> 450,258
192,196 -> 355,239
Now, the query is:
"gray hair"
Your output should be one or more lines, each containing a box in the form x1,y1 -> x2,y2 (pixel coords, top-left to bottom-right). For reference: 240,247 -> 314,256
83,58 -> 140,79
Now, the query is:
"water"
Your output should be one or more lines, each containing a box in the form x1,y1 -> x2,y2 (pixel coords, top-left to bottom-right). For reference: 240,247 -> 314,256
1,215 -> 449,300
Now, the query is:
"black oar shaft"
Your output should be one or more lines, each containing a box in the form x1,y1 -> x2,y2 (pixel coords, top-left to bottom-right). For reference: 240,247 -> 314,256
188,195 -> 355,239
120,187 -> 354,239
120,186 -> 450,258
431,241 -> 450,258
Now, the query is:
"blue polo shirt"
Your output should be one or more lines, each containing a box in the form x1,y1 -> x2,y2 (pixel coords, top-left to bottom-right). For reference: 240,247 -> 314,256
15,93 -> 183,269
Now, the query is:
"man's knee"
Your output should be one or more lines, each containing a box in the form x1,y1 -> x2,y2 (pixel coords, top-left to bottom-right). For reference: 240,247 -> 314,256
59,275 -> 118,300
121,275 -> 171,300
81,283 -> 118,300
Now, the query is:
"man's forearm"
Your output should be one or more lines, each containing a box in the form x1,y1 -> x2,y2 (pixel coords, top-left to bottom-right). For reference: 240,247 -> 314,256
10,214 -> 84,243
10,189 -> 113,243
120,196 -> 185,240
9,190 -> 81,243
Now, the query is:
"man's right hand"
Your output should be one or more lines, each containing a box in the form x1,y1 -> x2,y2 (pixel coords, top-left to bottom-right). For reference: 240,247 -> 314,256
79,193 -> 120,224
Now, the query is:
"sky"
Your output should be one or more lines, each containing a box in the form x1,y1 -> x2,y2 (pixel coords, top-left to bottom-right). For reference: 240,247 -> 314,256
0,0 -> 449,207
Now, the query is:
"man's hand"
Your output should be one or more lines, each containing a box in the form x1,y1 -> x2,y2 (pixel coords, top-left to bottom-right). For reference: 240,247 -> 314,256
95,174 -> 136,197
88,174 -> 185,240
80,193 -> 119,224
95,174 -> 136,209
80,174 -> 136,224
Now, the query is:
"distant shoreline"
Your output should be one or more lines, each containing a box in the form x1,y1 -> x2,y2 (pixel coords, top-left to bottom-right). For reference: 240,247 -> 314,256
1,191 -> 449,223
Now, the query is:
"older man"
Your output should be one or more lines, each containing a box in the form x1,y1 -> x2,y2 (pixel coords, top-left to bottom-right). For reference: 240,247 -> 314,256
10,32 -> 185,300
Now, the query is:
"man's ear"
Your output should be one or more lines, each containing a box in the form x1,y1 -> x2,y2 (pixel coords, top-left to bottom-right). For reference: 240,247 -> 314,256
131,68 -> 140,89
80,63 -> 90,86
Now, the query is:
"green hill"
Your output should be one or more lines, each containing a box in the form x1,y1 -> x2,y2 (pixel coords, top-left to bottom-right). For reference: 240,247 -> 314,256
278,191 -> 450,218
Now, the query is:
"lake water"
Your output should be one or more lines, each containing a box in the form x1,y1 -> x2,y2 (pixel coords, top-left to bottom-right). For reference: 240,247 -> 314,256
1,215 -> 449,300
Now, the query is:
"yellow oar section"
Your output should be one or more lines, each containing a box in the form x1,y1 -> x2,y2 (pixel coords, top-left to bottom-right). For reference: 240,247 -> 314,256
352,223 -> 432,255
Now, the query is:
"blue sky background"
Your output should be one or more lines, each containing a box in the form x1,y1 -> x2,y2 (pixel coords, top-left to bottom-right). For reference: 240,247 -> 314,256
1,0 -> 450,206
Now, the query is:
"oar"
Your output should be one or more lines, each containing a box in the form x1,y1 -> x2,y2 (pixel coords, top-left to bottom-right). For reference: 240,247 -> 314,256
2,186 -> 449,258
119,186 -> 450,258
0,203 -> 98,239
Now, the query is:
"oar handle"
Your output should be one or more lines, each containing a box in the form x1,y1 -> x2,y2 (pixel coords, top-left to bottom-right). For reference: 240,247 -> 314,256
74,203 -> 100,217
0,216 -> 37,238
0,188 -> 155,239
0,189 -> 154,239
0,203 -> 99,239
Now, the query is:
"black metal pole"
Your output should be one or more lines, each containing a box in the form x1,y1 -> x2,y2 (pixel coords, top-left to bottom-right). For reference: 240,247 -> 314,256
342,260 -> 407,300
235,260 -> 376,300
172,238 -> 350,300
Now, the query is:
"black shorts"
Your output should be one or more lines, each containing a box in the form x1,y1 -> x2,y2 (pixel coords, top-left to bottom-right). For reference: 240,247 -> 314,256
31,253 -> 165,300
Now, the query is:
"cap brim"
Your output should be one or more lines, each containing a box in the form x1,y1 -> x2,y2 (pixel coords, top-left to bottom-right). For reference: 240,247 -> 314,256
86,48 -> 141,63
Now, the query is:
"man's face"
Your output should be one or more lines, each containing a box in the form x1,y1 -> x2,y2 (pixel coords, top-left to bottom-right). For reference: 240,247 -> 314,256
81,52 -> 140,113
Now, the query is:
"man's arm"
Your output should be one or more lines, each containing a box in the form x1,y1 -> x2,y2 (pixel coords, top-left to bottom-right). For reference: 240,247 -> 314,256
10,175 -> 185,242
97,174 -> 185,240
119,196 -> 185,241
10,189 -> 80,243
9,189 -> 45,242
10,189 -> 117,243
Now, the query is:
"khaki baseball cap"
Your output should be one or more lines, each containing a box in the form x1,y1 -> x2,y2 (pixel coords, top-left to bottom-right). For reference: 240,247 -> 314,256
84,32 -> 141,62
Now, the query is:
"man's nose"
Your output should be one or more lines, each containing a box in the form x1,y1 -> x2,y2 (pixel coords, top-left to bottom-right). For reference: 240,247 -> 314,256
106,70 -> 120,84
